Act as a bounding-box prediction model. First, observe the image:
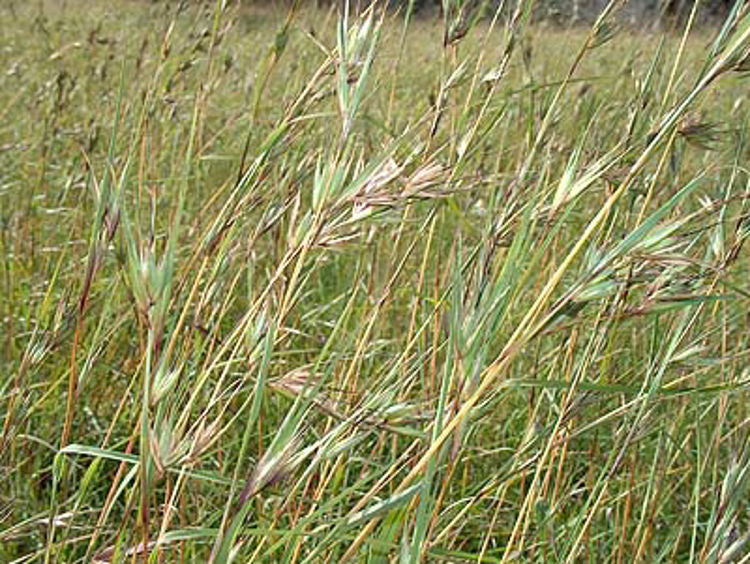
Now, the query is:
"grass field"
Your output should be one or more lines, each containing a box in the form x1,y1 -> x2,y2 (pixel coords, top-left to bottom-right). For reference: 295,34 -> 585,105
2,0 -> 750,562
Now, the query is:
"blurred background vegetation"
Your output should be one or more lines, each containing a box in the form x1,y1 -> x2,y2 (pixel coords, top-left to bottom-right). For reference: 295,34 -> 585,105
244,0 -> 737,26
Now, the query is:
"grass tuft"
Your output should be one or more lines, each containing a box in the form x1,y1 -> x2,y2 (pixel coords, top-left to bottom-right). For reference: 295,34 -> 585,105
1,0 -> 750,562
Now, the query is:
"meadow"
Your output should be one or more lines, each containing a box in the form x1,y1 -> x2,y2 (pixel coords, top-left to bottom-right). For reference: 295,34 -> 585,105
2,0 -> 750,562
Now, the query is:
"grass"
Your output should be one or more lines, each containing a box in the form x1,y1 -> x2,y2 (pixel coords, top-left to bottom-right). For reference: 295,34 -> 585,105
1,0 -> 750,562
